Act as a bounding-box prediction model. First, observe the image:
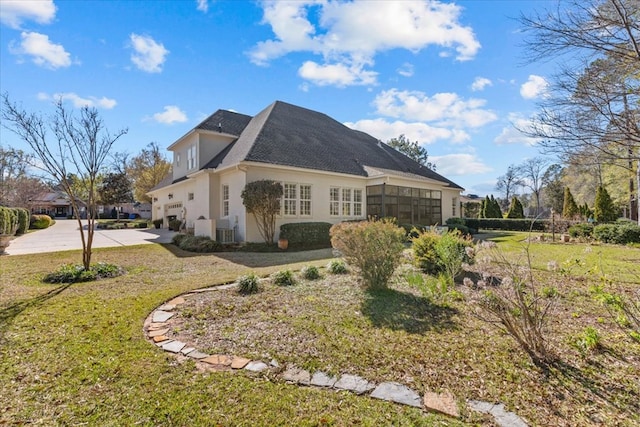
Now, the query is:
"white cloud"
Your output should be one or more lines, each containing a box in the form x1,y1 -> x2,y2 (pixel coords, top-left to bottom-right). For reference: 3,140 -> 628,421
494,113 -> 540,146
0,0 -> 56,29
345,118 -> 469,145
397,62 -> 414,77
249,0 -> 480,86
520,74 -> 548,99
9,31 -> 71,69
373,88 -> 497,128
196,0 -> 208,13
298,60 -> 377,87
430,153 -> 492,176
471,76 -> 492,91
129,33 -> 169,73
151,106 -> 188,124
37,92 -> 117,109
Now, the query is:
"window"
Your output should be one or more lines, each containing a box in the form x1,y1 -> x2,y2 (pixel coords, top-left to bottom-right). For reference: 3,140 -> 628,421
300,184 -> 311,216
284,183 -> 297,216
452,197 -> 457,216
188,192 -> 194,201
342,188 -> 351,216
354,189 -> 362,216
222,185 -> 229,217
330,187 -> 340,216
365,184 -> 442,225
175,153 -> 181,167
330,186 -> 363,217
187,145 -> 196,170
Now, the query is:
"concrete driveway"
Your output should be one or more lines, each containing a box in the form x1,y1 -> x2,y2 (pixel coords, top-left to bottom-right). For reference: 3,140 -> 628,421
4,219 -> 176,256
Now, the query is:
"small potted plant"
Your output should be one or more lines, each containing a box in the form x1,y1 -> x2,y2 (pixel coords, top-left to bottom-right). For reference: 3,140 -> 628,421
278,232 -> 288,250
153,218 -> 163,229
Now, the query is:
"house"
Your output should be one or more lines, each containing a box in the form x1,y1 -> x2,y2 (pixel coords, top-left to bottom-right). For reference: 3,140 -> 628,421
30,190 -> 86,218
148,101 -> 464,243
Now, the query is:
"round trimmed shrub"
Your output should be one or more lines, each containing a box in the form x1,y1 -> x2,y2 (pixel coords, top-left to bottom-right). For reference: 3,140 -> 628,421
301,265 -> 321,280
272,269 -> 296,286
30,214 -> 52,229
237,273 -> 260,295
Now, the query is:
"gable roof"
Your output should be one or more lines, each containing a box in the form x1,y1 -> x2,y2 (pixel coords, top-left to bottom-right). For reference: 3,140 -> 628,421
200,101 -> 463,190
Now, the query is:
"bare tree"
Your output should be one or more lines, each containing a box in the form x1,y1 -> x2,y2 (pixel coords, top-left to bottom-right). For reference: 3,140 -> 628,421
517,157 -> 550,216
2,94 -> 128,270
519,0 -> 639,223
495,165 -> 524,211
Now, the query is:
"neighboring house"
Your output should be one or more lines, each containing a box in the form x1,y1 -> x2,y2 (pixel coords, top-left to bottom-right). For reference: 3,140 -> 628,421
30,190 -> 86,218
99,203 -> 152,219
148,101 -> 464,243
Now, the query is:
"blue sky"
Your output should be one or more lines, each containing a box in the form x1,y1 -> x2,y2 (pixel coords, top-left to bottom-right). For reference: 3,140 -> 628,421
0,0 -> 557,195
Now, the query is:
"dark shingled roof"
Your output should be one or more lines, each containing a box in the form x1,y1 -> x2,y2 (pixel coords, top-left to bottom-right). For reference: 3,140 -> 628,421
195,109 -> 252,135
200,101 -> 462,190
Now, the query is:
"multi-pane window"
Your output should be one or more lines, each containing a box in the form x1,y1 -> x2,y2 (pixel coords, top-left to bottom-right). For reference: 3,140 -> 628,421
187,145 -> 196,170
354,189 -> 363,216
281,183 -> 312,216
175,153 -> 181,167
222,185 -> 229,217
284,183 -> 297,216
300,185 -> 311,216
342,188 -> 351,216
452,197 -> 457,216
330,187 -> 340,216
188,192 -> 194,201
330,187 -> 363,217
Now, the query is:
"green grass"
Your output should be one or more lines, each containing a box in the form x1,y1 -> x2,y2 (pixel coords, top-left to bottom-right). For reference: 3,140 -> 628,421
1,235 -> 639,426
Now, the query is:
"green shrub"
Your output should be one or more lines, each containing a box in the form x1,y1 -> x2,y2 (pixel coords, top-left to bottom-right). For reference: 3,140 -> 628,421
301,265 -> 321,280
568,223 -> 594,239
279,222 -> 332,247
272,269 -> 296,286
593,222 -> 640,244
237,273 -> 260,295
43,262 -> 123,283
412,230 -> 441,275
14,208 -> 29,235
434,230 -> 474,280
327,259 -> 348,274
172,234 -> 221,252
330,219 -> 405,290
30,214 -> 52,229
0,207 -> 18,235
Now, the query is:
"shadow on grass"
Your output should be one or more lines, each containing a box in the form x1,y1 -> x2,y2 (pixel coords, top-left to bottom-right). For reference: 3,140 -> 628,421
160,243 -> 334,268
0,283 -> 71,339
361,287 -> 458,334
543,358 -> 640,417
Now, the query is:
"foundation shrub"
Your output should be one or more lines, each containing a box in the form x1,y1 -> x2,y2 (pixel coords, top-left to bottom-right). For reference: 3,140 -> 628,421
279,222 -> 332,247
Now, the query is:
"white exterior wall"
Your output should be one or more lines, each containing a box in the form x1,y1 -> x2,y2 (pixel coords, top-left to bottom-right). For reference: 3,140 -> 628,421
171,134 -> 199,180
219,168 -> 248,241
243,165 -> 367,242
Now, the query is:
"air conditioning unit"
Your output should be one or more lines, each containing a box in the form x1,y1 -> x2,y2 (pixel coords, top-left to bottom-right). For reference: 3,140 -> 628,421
216,228 -> 235,244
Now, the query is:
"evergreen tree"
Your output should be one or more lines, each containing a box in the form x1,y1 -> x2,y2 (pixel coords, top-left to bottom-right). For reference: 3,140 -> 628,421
594,186 -> 617,223
506,196 -> 525,218
578,203 -> 592,221
481,196 -> 490,218
490,195 -> 503,218
562,187 -> 579,219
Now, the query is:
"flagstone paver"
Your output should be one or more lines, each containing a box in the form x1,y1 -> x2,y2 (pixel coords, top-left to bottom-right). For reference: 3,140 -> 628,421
334,374 -> 376,395
371,382 -> 422,408
244,361 -> 269,372
152,310 -> 174,323
144,289 -> 528,426
310,371 -> 338,387
162,340 -> 186,353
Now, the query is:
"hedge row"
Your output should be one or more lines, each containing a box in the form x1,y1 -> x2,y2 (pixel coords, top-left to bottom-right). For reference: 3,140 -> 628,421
279,222 -> 332,246
456,218 -> 579,233
569,221 -> 640,244
0,207 -> 34,236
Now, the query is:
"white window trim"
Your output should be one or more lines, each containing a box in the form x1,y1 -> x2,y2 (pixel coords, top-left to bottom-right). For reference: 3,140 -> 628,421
222,184 -> 229,217
279,182 -> 313,218
330,186 -> 363,217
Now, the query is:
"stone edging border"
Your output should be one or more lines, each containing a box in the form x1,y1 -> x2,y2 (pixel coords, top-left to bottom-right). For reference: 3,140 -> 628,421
144,284 -> 528,427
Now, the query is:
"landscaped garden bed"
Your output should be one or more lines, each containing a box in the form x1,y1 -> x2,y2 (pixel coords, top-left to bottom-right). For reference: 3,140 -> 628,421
1,233 -> 638,426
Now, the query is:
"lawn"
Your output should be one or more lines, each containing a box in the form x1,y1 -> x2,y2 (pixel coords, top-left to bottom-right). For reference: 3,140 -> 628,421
1,234 -> 639,426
